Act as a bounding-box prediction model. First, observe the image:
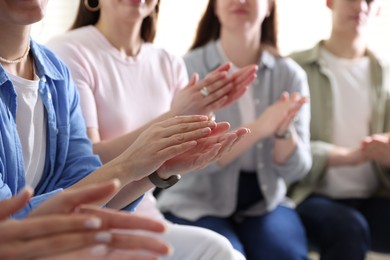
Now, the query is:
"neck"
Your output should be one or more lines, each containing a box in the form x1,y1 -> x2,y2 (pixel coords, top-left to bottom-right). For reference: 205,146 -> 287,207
0,23 -> 34,79
95,15 -> 143,57
219,29 -> 261,68
324,30 -> 367,59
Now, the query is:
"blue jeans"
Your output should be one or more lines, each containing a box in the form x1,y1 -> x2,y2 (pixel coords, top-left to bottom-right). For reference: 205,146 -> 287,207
297,195 -> 390,260
164,173 -> 308,260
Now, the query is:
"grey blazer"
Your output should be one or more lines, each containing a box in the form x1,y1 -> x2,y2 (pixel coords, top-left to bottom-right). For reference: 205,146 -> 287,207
157,41 -> 312,221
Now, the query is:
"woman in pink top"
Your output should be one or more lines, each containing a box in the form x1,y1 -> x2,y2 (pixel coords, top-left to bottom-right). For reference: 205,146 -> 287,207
48,0 -> 255,259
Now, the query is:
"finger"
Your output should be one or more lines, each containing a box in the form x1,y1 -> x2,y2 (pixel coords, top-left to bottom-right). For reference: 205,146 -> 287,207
0,214 -> 103,242
159,120 -> 217,139
30,179 -> 121,217
208,121 -> 231,136
191,144 -> 223,169
203,82 -> 233,106
234,128 -> 251,140
205,94 -> 230,112
213,62 -> 232,73
44,247 -> 161,260
199,71 -> 230,94
230,65 -> 258,88
78,207 -> 168,233
158,115 -> 209,128
108,231 -> 171,255
4,230 -> 168,260
216,132 -> 239,155
186,73 -> 198,89
157,140 -> 199,161
0,187 -> 33,220
279,92 -> 289,101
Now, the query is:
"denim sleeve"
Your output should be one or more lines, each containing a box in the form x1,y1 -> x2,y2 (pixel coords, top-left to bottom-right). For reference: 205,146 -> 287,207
121,195 -> 144,212
12,189 -> 63,219
44,66 -> 102,191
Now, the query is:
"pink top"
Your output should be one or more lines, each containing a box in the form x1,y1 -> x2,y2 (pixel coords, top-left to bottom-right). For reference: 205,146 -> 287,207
48,26 -> 188,219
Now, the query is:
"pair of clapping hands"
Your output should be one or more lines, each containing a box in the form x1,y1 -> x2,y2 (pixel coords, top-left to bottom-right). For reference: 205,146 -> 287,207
110,63 -> 258,184
0,180 -> 169,260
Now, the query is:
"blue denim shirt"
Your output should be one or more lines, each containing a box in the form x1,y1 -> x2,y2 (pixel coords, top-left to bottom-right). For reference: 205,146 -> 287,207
0,40 -> 139,218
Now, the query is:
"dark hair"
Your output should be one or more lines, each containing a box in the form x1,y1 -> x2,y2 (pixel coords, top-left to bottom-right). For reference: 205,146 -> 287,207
71,0 -> 160,43
190,0 -> 278,51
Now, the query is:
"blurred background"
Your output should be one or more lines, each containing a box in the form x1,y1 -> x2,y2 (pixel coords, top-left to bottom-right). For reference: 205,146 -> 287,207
32,0 -> 390,58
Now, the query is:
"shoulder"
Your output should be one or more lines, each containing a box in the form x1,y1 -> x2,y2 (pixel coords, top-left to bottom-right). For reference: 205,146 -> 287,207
289,49 -> 311,63
32,41 -> 72,76
184,42 -> 217,77
289,43 -> 321,68
48,26 -> 94,46
267,52 -> 307,81
368,49 -> 390,69
184,44 -> 210,67
46,26 -> 97,56
143,43 -> 184,64
141,43 -> 186,79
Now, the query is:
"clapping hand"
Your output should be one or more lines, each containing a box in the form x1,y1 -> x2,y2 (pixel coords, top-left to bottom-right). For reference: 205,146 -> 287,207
171,63 -> 258,116
362,133 -> 390,167
0,180 -> 170,260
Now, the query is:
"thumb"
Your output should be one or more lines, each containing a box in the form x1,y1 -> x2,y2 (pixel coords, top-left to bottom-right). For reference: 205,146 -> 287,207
189,73 -> 199,87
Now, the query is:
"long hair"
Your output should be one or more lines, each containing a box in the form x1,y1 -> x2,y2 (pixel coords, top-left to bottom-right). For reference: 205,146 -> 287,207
190,0 -> 278,51
71,0 -> 160,43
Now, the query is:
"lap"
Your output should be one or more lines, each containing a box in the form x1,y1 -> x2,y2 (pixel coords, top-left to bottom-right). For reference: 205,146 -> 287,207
158,221 -> 245,260
298,195 -> 390,254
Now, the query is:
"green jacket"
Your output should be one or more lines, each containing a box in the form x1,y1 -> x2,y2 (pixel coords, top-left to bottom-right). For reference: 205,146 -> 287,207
288,41 -> 390,204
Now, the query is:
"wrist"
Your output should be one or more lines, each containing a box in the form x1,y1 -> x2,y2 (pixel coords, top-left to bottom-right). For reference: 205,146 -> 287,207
274,128 -> 292,139
148,171 -> 181,189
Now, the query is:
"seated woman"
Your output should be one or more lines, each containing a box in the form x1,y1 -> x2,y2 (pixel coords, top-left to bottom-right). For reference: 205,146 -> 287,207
47,0 -> 253,259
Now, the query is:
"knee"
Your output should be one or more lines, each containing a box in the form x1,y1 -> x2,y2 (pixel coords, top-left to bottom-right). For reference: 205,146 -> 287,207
201,231 -> 245,260
327,210 -> 370,246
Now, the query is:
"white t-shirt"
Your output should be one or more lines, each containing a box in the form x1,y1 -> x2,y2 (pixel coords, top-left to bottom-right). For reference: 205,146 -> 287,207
48,26 -> 188,219
216,40 -> 257,171
315,47 -> 378,198
9,72 -> 46,189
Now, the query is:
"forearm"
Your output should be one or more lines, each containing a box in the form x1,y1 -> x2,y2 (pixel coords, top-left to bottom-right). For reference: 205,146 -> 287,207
105,177 -> 154,210
68,158 -> 137,206
327,146 -> 365,167
273,130 -> 298,164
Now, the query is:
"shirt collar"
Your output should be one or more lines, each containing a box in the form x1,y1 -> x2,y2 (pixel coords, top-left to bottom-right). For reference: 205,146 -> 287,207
30,39 -> 64,81
0,39 -> 64,86
204,40 -> 276,71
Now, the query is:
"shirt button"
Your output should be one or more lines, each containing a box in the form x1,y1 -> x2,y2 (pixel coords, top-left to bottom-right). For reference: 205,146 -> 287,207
56,128 -> 59,134
41,76 -> 47,83
254,99 -> 260,105
257,143 -> 263,149
47,93 -> 52,99
262,184 -> 268,191
258,162 -> 264,169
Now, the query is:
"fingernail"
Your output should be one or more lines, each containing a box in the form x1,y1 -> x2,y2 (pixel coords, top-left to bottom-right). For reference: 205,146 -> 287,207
84,217 -> 102,229
95,232 -> 112,243
19,186 -> 34,197
167,246 -> 174,256
112,178 -> 121,189
90,245 -> 108,256
203,127 -> 211,134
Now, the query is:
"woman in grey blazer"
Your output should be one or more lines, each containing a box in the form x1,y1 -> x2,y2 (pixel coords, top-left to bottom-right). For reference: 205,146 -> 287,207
157,0 -> 312,259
